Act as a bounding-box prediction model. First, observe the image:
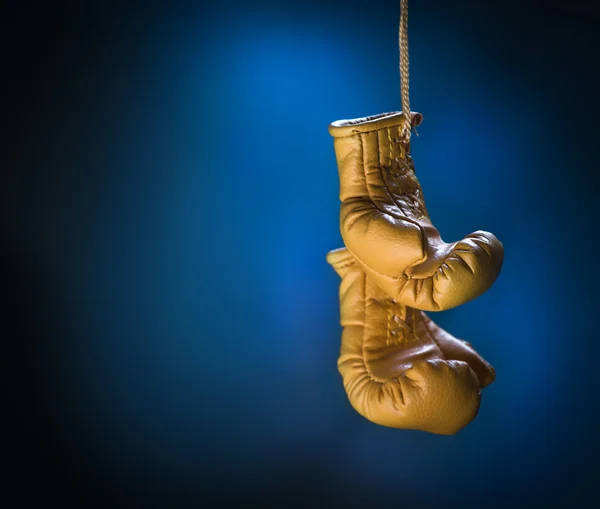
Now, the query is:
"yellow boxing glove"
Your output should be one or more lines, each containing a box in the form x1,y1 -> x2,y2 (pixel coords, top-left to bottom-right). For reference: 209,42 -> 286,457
327,247 -> 495,434
330,111 -> 504,311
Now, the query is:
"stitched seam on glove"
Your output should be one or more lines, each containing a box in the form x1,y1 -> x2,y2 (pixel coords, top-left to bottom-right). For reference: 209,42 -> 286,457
377,128 -> 410,218
374,132 -> 428,272
387,128 -> 410,214
358,132 -> 415,229
348,247 -> 401,280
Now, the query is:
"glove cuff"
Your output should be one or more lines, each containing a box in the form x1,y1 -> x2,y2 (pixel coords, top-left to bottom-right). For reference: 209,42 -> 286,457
328,111 -> 422,138
326,247 -> 356,278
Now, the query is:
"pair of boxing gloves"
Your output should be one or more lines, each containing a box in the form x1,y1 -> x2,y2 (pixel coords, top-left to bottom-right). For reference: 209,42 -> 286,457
327,111 -> 504,435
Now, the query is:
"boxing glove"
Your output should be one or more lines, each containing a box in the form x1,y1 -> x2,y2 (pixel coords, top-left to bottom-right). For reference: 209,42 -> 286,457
327,246 -> 495,434
330,111 -> 504,311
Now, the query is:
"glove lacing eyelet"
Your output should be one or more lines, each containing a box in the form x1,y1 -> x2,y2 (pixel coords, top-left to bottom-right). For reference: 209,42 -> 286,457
390,313 -> 419,342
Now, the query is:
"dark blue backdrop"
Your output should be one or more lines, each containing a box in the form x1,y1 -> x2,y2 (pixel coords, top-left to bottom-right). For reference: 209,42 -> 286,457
4,1 -> 600,507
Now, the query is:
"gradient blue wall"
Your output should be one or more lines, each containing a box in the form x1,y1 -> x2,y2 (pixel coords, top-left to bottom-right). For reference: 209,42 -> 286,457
4,1 -> 599,507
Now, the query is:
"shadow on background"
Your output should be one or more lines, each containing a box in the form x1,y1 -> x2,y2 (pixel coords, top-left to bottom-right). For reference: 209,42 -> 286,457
3,1 -> 600,507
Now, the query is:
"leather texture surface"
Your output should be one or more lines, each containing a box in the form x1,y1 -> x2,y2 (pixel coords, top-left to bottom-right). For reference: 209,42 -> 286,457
330,111 -> 504,311
327,247 -> 495,434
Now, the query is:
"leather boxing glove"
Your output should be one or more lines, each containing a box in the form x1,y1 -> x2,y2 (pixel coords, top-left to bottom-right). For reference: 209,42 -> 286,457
327,246 -> 495,434
330,111 -> 504,311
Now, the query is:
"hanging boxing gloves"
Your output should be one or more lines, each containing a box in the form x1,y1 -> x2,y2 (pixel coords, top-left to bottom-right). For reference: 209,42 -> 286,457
327,0 -> 502,434
327,112 -> 503,434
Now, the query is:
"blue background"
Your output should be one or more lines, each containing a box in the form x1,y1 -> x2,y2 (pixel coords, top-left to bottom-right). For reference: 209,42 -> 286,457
4,1 -> 600,507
